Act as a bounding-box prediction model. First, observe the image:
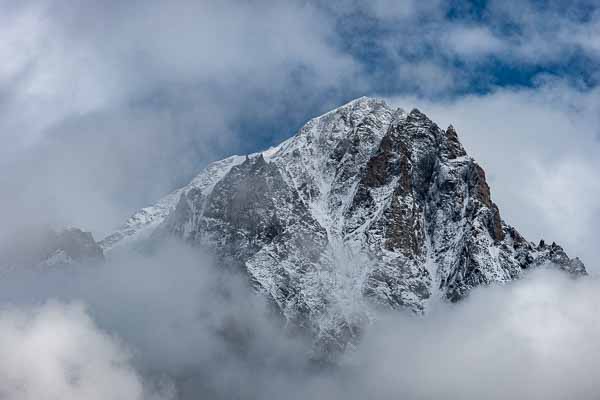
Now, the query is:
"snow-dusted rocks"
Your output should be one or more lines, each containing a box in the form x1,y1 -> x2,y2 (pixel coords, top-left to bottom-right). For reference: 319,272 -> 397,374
102,96 -> 586,353
99,155 -> 246,250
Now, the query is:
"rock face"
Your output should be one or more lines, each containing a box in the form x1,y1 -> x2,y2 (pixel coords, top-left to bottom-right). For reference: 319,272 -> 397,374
102,96 -> 586,353
1,227 -> 104,269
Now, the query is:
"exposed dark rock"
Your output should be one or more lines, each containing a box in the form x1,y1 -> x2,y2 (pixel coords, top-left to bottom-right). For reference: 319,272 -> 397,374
443,125 -> 467,159
102,96 -> 586,356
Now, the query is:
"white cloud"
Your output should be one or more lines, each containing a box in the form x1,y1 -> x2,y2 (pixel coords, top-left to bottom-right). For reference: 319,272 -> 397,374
0,0 -> 359,158
348,269 -> 600,400
0,302 -> 160,400
527,158 -> 600,244
0,217 -> 599,400
444,25 -> 506,57
394,60 -> 458,94
0,3 -> 119,155
367,0 -> 444,21
0,0 -> 366,237
483,0 -> 600,64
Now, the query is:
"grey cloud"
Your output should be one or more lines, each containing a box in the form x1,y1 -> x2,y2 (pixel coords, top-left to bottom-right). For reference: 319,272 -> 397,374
2,0 -> 599,240
0,241 -> 315,400
480,0 -> 600,64
346,269 -> 600,400
0,0 -> 360,154
0,240 -> 599,399
0,0 -> 364,237
443,25 -> 507,57
0,302 -> 157,400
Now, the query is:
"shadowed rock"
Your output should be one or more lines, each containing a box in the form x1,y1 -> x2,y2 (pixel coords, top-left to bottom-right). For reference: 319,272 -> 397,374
102,96 -> 586,356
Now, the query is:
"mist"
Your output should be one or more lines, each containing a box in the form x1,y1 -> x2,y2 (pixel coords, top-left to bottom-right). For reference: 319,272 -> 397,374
349,269 -> 600,400
0,237 -> 598,399
1,0 -> 599,398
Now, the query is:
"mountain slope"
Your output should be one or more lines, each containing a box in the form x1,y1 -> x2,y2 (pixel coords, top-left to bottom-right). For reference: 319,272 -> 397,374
102,97 -> 585,352
1,227 -> 104,270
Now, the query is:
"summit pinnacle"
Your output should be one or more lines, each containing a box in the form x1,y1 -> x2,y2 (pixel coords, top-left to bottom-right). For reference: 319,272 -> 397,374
102,97 -> 586,353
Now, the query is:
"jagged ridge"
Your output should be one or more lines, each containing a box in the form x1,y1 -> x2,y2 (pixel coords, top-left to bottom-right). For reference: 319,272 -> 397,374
102,96 -> 586,353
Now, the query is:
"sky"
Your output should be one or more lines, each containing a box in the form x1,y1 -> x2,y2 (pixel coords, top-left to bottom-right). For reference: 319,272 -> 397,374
0,0 -> 598,261
1,1 -> 600,398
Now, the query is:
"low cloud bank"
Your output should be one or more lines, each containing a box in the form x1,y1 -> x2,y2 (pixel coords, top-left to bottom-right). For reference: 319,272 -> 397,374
347,269 -> 600,400
0,243 -> 312,399
0,241 -> 598,399
0,302 -> 163,400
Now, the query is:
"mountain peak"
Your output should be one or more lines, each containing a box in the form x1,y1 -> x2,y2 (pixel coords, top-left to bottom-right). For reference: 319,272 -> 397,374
408,107 -> 425,116
304,96 -> 393,126
340,95 -> 388,109
101,98 -> 585,354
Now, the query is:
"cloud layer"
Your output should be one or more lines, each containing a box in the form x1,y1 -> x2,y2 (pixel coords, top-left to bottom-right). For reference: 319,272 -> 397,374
0,302 -> 150,400
0,243 -> 599,399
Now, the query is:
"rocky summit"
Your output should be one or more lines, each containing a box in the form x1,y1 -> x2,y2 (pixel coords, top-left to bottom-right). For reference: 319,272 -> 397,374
101,97 -> 586,353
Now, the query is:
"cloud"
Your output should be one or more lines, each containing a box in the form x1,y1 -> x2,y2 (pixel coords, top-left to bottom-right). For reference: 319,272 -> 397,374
0,241 -> 315,399
527,158 -> 600,244
444,25 -> 507,57
481,0 -> 600,65
1,241 -> 599,399
2,0 -> 599,240
345,269 -> 600,400
0,301 -> 166,400
394,60 -> 458,94
0,0 -> 359,158
0,0 -> 364,237
329,0 -> 600,96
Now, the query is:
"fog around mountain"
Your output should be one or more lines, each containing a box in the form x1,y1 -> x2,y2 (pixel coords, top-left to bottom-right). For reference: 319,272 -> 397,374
0,241 -> 598,399
1,1 -> 599,399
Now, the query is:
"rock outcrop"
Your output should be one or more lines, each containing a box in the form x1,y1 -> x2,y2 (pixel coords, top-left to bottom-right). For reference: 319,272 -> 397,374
102,96 -> 586,354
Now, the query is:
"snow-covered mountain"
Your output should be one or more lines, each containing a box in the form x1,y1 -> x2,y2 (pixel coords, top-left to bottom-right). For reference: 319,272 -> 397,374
102,97 -> 586,353
1,227 -> 104,270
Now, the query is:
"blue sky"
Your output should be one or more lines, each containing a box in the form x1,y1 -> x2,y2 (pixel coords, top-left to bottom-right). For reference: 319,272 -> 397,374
0,0 -> 599,267
2,0 -> 598,157
236,0 -> 600,152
